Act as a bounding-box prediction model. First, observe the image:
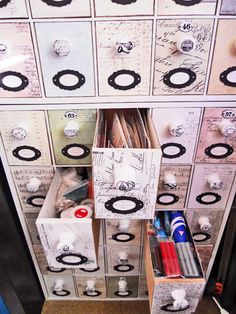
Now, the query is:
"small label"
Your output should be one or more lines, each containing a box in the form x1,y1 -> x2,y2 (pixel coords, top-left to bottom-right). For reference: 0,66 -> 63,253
74,208 -> 88,218
64,111 -> 77,119
179,22 -> 193,33
222,109 -> 235,119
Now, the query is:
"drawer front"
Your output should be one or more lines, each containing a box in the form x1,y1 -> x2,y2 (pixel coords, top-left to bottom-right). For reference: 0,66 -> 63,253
106,245 -> 140,275
107,276 -> 139,298
152,108 -> 202,164
75,276 -> 106,299
105,219 -> 142,246
195,108 -> 236,163
29,0 -> 90,18
187,165 -> 235,209
208,20 -> 236,94
186,210 -> 224,245
0,23 -> 40,97
94,0 -> 154,16
0,0 -> 28,18
48,110 -> 96,165
139,275 -> 148,299
195,245 -> 214,274
153,19 -> 214,95
96,20 -> 152,96
0,111 -> 51,166
220,0 -> 236,14
35,22 -> 94,97
11,167 -> 54,211
25,212 -> 41,245
43,275 -> 77,299
156,165 -> 191,209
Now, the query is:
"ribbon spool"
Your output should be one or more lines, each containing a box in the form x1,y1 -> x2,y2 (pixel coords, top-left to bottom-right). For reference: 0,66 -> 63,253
170,212 -> 187,243
218,120 -> 236,137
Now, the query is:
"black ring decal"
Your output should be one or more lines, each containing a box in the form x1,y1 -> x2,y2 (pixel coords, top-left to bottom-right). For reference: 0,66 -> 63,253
0,71 -> 29,92
52,289 -> 71,297
156,193 -> 179,206
83,290 -> 102,297
26,195 -> 45,207
46,266 -> 66,273
113,264 -> 134,272
111,0 -> 137,4
12,145 -> 41,162
114,290 -> 133,297
112,232 -> 135,242
80,266 -> 100,273
205,143 -> 234,159
53,69 -> 85,90
108,70 -> 141,91
41,0 -> 72,7
0,0 -> 11,8
220,67 -> 236,87
161,143 -> 186,159
173,0 -> 202,6
196,192 -> 221,205
161,303 -> 189,312
56,253 -> 88,266
61,144 -> 90,160
163,68 -> 196,89
105,196 -> 144,215
192,232 -> 211,242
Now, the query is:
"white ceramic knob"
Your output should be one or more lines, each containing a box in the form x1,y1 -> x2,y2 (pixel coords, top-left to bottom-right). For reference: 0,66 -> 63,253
198,216 -> 212,231
116,40 -> 133,54
56,232 -> 76,252
164,172 -> 177,190
86,280 -> 95,290
54,279 -> 64,292
172,289 -> 188,309
118,278 -> 128,292
119,251 -> 128,264
64,120 -> 80,138
53,39 -> 71,57
207,173 -> 223,190
26,177 -> 42,193
12,125 -> 28,140
169,120 -> 185,137
0,40 -> 11,58
114,164 -> 136,191
176,36 -> 196,54
119,219 -> 130,232
218,120 -> 236,137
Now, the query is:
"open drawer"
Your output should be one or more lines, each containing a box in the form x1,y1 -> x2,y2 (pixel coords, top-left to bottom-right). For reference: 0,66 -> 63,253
36,169 -> 100,269
92,109 -> 162,219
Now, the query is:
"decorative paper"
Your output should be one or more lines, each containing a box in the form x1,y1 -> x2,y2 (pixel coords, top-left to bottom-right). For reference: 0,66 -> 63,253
107,276 -> 139,298
25,212 -> 41,245
0,0 -> 28,18
196,245 -> 213,274
75,277 -> 106,299
220,0 -> 236,15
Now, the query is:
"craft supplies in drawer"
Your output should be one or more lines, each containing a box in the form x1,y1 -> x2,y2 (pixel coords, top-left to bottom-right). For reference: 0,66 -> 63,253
36,168 -> 100,269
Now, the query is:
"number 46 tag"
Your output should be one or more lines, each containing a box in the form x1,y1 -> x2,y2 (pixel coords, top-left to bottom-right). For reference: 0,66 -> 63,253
179,22 -> 193,33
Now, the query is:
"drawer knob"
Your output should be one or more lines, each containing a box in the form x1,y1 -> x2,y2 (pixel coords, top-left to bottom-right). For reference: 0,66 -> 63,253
64,120 -> 80,138
12,125 -> 28,140
171,289 -> 189,310
86,279 -> 95,292
114,164 -> 136,191
118,277 -> 127,291
116,41 -> 133,54
176,36 -> 196,54
57,232 -> 76,252
119,251 -> 128,264
0,40 -> 11,58
207,173 -> 223,190
169,120 -> 185,137
198,216 -> 212,231
53,39 -> 71,57
119,219 -> 130,231
26,177 -> 42,193
54,279 -> 64,292
164,172 -> 177,190
218,120 -> 236,137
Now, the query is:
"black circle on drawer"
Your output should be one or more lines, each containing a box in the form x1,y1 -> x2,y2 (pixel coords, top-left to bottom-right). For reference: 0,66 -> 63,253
163,68 -> 196,89
61,143 -> 90,160
113,264 -> 134,272
205,143 -> 234,159
192,232 -> 211,242
53,69 -> 85,90
111,0 -> 137,4
83,290 -> 102,297
105,196 -> 144,215
161,303 -> 189,312
12,145 -> 41,162
41,0 -> 72,7
108,69 -> 141,90
161,143 -> 186,159
46,266 -> 66,273
80,266 -> 100,273
114,290 -> 133,297
0,71 -> 29,92
156,193 -> 179,206
26,195 -> 45,207
196,192 -> 221,205
0,0 -> 11,8
173,0 -> 202,6
220,66 -> 236,87
56,253 -> 88,266
52,289 -> 71,297
112,232 -> 135,242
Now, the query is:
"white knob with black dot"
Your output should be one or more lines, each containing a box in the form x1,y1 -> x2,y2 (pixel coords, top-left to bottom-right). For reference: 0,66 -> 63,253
207,173 -> 223,190
198,216 -> 212,231
56,232 -> 76,252
164,172 -> 177,190
53,39 -> 71,57
26,177 -> 41,193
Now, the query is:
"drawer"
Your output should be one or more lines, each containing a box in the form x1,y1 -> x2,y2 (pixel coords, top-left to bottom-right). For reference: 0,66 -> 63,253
96,20 -> 152,96
106,245 -> 140,275
25,212 -> 41,245
29,0 -> 90,18
195,108 -> 236,163
220,0 -> 236,14
153,19 -> 214,95
107,276 -> 139,298
152,108 -> 202,164
139,275 -> 149,299
195,245 -> 213,274
0,111 -> 51,166
105,219 -> 142,246
187,165 -> 235,209
43,275 -> 77,299
94,0 -> 154,17
48,110 -> 96,165
35,22 -> 94,97
156,165 -> 191,209
92,109 -> 162,219
186,210 -> 224,245
75,276 -> 106,299
36,169 -> 100,269
0,0 -> 28,18
0,23 -> 40,97
11,167 -> 54,211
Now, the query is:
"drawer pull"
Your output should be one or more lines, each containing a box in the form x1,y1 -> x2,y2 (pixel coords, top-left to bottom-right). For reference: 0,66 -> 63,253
26,177 -> 42,193
163,68 -> 196,89
52,279 -> 71,297
53,69 -> 85,91
161,289 -> 189,312
0,71 -> 29,92
111,0 -> 137,4
53,39 -> 71,57
169,120 -> 185,137
12,145 -> 41,161
204,143 -> 234,159
176,36 -> 196,54
173,0 -> 202,6
114,277 -> 133,297
207,173 -> 223,190
112,232 -> 135,242
114,164 -> 136,191
116,41 -> 133,54
198,216 -> 212,231
196,192 -> 221,205
0,0 -> 11,8
12,125 -> 28,140
163,172 -> 177,190
56,252 -> 88,266
105,196 -> 144,215
64,120 -> 80,138
220,66 -> 236,88
26,195 -> 45,207
83,280 -> 102,297
218,120 -> 236,137
156,193 -> 179,206
61,143 -> 90,160
161,143 -> 186,159
41,0 -> 72,7
192,232 -> 211,242
108,69 -> 141,91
